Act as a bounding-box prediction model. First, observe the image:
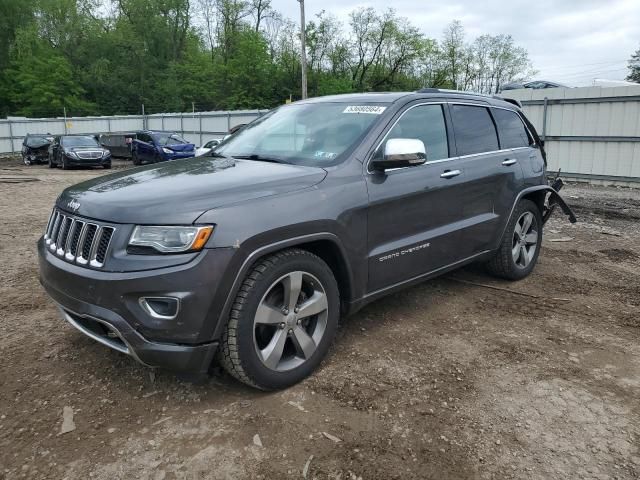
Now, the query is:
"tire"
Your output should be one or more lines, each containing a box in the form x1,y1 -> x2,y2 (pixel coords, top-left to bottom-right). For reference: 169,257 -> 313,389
132,150 -> 141,166
485,199 -> 542,281
61,157 -> 69,170
103,163 -> 111,169
48,155 -> 56,168
218,249 -> 340,390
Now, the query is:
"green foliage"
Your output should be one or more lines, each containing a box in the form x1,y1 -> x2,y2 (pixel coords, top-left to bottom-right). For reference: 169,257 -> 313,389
628,48 -> 640,83
0,1 -> 537,117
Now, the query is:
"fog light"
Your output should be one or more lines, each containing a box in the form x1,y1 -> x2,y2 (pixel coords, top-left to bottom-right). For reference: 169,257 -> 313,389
139,297 -> 180,319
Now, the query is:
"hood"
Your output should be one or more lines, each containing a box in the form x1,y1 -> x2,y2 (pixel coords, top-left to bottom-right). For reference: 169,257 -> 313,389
164,143 -> 194,152
56,157 -> 327,224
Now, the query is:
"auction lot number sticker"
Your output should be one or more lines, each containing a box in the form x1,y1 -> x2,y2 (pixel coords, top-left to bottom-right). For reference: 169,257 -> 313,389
343,105 -> 387,114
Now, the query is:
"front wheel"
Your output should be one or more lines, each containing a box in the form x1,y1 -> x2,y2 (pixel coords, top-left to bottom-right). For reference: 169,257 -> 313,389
485,199 -> 542,280
218,249 -> 340,390
132,150 -> 141,165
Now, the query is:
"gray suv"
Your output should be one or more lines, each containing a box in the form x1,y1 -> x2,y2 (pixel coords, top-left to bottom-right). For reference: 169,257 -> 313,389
38,90 -> 575,390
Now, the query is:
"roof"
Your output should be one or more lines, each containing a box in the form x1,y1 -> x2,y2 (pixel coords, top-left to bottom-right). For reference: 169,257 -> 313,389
138,130 -> 180,134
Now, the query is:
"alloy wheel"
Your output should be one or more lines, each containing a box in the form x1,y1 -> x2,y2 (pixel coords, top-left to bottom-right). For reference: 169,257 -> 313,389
512,211 -> 538,268
253,271 -> 329,372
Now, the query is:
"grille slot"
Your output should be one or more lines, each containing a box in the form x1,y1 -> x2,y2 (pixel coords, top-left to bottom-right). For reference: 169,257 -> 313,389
95,228 -> 114,265
43,209 -> 115,269
56,217 -> 73,255
67,221 -> 85,259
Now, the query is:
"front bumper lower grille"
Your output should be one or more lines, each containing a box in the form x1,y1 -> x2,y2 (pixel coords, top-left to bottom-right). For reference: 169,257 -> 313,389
44,209 -> 115,268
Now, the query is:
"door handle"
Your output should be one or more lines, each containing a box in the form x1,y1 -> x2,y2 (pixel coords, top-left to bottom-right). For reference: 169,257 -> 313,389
502,159 -> 517,166
440,169 -> 461,179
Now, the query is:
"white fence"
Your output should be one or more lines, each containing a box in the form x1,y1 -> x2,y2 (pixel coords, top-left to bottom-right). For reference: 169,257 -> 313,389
0,110 -> 264,154
507,85 -> 640,185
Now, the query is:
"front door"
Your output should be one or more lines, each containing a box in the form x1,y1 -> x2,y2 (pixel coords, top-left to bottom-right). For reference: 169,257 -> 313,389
135,134 -> 154,162
365,103 -> 467,293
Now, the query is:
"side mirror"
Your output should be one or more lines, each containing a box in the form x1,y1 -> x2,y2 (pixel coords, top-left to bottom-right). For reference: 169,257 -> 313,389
371,138 -> 427,171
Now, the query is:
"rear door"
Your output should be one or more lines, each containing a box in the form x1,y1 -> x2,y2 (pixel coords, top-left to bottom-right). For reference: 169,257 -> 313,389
365,102 -> 466,292
449,103 -> 525,257
492,107 -> 543,186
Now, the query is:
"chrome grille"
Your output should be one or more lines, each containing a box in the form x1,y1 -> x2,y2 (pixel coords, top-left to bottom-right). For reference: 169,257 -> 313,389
44,209 -> 116,268
76,150 -> 103,160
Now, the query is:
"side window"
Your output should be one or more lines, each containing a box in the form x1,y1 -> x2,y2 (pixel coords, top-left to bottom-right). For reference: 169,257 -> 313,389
375,104 -> 448,162
450,105 -> 499,156
493,108 -> 531,149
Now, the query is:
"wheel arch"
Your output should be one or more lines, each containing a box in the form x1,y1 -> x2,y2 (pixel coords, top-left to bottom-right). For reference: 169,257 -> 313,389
212,233 -> 355,340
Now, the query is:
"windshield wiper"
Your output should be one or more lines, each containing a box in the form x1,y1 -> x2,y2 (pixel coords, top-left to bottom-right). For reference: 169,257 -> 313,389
232,154 -> 290,164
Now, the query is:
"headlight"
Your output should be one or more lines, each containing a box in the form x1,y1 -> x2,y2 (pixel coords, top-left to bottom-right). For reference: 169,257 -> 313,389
162,147 -> 173,154
129,225 -> 213,253
66,151 -> 78,159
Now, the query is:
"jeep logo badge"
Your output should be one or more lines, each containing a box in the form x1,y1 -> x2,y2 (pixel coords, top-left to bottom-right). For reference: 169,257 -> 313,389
67,199 -> 81,212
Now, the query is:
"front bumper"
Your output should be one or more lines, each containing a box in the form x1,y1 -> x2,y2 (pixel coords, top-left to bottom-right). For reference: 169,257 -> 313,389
56,305 -> 218,372
163,152 -> 195,161
63,155 -> 111,167
38,238 -> 237,373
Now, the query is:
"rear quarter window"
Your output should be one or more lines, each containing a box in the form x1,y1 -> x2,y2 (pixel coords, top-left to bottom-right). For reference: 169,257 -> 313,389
450,105 -> 499,156
492,108 -> 532,149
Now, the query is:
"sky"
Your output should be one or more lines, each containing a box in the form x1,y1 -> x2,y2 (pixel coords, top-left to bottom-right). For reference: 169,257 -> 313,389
270,0 -> 640,86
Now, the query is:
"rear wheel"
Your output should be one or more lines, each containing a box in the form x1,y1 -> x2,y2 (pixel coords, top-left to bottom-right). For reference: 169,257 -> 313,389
486,199 -> 542,280
218,249 -> 340,390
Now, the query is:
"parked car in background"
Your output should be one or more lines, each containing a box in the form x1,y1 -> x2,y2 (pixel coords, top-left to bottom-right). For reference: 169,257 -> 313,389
99,132 -> 136,159
48,135 -> 111,170
38,90 -> 576,390
21,134 -> 53,165
195,139 -> 221,157
222,123 -> 246,141
500,80 -> 569,92
131,131 -> 195,165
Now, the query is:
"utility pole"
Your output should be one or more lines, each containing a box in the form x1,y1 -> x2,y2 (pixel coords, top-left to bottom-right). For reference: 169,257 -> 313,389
298,0 -> 307,99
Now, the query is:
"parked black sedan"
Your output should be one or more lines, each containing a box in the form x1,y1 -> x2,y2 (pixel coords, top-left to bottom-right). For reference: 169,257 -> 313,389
49,135 -> 112,170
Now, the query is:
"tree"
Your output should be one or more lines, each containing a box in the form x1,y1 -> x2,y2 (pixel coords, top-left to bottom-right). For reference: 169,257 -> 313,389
6,28 -> 95,116
0,1 -> 537,116
627,47 -> 640,83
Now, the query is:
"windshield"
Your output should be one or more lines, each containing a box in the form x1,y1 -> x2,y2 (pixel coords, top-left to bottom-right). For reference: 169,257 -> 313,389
215,102 -> 387,166
62,136 -> 99,147
154,133 -> 188,146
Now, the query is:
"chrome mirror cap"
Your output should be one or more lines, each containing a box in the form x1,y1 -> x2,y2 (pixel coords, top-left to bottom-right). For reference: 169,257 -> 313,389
372,138 -> 427,171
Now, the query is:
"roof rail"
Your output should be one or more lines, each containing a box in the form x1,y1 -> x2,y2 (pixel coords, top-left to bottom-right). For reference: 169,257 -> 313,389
416,88 -> 523,108
416,88 -> 494,99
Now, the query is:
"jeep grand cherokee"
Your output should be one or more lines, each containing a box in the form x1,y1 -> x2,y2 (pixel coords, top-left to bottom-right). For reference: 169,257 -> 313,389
38,90 -> 576,390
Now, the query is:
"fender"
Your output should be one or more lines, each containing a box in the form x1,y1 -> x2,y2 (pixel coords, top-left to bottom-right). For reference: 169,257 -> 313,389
211,232 -> 354,340
499,184 -> 577,246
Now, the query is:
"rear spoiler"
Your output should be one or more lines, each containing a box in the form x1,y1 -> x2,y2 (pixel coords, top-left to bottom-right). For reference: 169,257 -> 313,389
492,95 -> 523,109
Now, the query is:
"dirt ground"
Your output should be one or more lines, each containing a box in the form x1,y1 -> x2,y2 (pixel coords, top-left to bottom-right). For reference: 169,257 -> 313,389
1,157 -> 639,480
